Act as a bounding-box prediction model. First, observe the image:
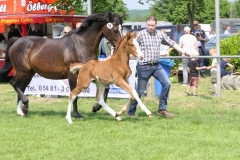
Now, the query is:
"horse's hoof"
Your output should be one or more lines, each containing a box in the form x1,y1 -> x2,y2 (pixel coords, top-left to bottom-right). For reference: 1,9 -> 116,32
92,103 -> 102,112
22,106 -> 29,115
17,108 -> 26,116
74,113 -> 84,119
116,116 -> 122,122
148,114 -> 153,118
66,118 -> 73,124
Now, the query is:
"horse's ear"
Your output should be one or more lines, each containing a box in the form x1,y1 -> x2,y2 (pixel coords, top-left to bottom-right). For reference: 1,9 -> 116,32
132,30 -> 137,37
119,12 -> 124,18
108,12 -> 113,22
126,31 -> 131,39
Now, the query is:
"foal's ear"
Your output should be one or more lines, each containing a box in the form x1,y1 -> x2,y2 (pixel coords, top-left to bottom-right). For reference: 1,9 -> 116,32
125,31 -> 130,39
132,30 -> 137,37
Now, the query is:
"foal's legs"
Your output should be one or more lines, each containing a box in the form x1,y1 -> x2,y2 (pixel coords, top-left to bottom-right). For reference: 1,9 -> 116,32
115,80 -> 152,117
92,84 -> 110,112
95,83 -> 122,121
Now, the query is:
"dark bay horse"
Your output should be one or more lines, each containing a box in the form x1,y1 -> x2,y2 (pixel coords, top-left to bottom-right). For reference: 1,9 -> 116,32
0,12 -> 123,118
67,31 -> 153,124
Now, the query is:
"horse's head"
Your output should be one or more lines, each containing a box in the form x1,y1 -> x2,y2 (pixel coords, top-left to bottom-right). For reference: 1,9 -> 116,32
102,12 -> 123,48
125,31 -> 144,60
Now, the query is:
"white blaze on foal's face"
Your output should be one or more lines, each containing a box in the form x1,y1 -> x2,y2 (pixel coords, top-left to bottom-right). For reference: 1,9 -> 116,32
133,38 -> 144,60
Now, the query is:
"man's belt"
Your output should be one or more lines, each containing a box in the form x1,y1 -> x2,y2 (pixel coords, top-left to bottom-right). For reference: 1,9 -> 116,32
141,62 -> 158,66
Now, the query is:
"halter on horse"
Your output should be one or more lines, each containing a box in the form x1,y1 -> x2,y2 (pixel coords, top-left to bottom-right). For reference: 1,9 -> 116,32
0,12 -> 123,118
67,31 -> 153,124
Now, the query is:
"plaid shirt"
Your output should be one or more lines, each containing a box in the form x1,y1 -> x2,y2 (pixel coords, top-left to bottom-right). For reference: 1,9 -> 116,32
136,29 -> 175,65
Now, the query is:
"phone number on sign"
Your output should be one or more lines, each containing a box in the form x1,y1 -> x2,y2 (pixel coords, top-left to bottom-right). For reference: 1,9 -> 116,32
26,85 -> 90,93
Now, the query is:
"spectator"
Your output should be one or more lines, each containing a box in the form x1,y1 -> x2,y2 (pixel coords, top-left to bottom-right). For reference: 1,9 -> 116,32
220,58 -> 233,77
99,37 -> 114,58
173,24 -> 184,44
206,47 -> 218,96
127,15 -> 186,117
29,23 -> 45,37
61,26 -> 72,37
209,29 -> 216,39
179,26 -> 198,86
185,51 -> 207,96
8,24 -> 21,41
224,25 -> 231,35
76,22 -> 82,29
191,20 -> 208,78
0,33 -> 6,44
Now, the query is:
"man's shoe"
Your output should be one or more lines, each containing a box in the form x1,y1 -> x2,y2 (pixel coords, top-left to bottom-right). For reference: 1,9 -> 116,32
201,74 -> 206,78
158,110 -> 174,118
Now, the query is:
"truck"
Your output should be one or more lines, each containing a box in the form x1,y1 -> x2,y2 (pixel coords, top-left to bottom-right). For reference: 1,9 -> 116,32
211,18 -> 240,34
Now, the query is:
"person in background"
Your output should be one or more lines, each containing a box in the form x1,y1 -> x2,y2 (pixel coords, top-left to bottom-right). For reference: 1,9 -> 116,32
76,22 -> 82,29
185,51 -> 207,96
29,23 -> 45,37
208,29 -> 216,39
61,26 -> 72,36
206,47 -> 217,96
191,20 -> 208,78
179,26 -> 198,86
99,37 -> 113,58
8,24 -> 22,41
0,33 -> 6,44
224,25 -> 231,35
127,15 -> 186,117
220,58 -> 234,77
173,24 -> 184,44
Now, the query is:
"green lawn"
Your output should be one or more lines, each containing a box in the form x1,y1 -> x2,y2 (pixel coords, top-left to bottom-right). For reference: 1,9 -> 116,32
0,76 -> 240,160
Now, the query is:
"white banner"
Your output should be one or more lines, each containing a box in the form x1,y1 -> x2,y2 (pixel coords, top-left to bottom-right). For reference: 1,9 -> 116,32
24,60 -> 137,98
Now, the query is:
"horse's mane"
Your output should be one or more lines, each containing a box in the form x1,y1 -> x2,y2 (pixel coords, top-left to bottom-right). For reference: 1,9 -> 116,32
66,12 -> 122,37
78,13 -> 108,34
113,34 -> 129,54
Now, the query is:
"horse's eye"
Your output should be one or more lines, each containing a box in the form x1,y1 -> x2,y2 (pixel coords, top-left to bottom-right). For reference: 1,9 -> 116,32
130,44 -> 134,47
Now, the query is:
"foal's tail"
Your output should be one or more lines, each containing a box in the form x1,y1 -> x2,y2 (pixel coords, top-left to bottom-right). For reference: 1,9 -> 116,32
0,37 -> 19,81
69,63 -> 84,74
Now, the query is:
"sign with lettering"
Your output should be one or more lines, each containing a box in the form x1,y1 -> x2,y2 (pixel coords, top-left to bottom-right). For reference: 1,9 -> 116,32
0,0 -> 73,15
24,60 -> 137,98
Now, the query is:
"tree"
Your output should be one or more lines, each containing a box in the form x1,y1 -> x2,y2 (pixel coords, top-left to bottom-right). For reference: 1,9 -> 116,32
233,0 -> 240,18
149,0 -> 230,26
53,0 -> 129,20
161,0 -> 205,28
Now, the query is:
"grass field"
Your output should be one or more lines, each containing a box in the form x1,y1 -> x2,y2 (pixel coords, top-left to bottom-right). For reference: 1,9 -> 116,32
1,76 -> 240,160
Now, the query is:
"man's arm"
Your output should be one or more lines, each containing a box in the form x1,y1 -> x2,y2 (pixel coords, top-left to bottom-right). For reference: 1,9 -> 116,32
161,32 -> 186,55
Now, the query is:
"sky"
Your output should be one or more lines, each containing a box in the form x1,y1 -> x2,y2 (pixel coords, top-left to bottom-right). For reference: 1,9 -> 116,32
123,0 -> 152,10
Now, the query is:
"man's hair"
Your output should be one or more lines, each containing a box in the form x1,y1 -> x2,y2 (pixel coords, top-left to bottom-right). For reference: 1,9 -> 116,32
146,16 -> 157,23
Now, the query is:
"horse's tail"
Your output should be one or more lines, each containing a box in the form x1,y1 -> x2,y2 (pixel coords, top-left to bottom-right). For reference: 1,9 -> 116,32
69,63 -> 84,74
0,37 -> 19,81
